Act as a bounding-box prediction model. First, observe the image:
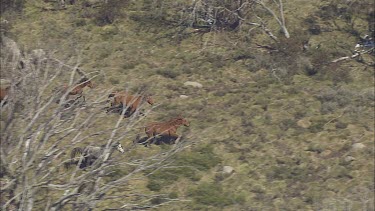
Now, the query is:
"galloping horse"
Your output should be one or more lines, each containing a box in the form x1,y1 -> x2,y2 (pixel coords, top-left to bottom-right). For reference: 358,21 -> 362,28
107,91 -> 154,117
57,77 -> 94,104
143,116 -> 189,146
65,142 -> 124,169
65,77 -> 94,98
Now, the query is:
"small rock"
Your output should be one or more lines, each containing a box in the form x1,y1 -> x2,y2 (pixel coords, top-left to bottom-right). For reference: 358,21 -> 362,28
344,156 -> 355,162
223,166 -> 234,174
352,143 -> 365,150
179,95 -> 189,99
184,81 -> 203,88
297,118 -> 312,128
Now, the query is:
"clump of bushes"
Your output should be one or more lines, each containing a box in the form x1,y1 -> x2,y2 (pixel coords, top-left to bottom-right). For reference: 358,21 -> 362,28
0,0 -> 25,13
155,68 -> 180,79
316,86 -> 356,114
176,145 -> 221,171
77,0 -> 129,26
146,146 -> 221,191
94,0 -> 129,25
189,183 -> 245,207
108,77 -> 120,85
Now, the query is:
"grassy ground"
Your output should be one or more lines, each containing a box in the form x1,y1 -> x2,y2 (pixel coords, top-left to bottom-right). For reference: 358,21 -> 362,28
2,0 -> 374,210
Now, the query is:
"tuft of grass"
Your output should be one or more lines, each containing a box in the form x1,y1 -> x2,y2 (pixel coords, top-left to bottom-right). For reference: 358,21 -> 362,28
189,182 -> 245,207
146,146 -> 221,191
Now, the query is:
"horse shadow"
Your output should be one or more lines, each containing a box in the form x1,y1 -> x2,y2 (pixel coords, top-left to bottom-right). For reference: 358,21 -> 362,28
106,105 -> 145,118
135,135 -> 178,147
56,95 -> 85,109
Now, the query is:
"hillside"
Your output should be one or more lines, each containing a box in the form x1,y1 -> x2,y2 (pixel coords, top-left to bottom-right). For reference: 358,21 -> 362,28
1,0 -> 374,210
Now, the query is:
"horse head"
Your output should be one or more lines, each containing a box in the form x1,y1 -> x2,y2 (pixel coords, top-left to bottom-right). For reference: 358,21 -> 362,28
79,77 -> 94,88
87,81 -> 94,88
175,116 -> 189,127
145,95 -> 155,105
182,118 -> 190,127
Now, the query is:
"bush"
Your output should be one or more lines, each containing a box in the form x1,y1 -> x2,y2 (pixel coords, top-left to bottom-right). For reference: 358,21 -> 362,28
81,0 -> 129,26
0,0 -> 25,13
155,69 -> 180,79
316,86 -> 356,114
189,183 -> 245,207
267,164 -> 314,181
178,146 -> 221,170
108,77 -> 120,85
146,146 -> 221,191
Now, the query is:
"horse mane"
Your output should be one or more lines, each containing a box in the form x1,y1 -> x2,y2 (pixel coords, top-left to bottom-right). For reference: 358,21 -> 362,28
167,117 -> 184,125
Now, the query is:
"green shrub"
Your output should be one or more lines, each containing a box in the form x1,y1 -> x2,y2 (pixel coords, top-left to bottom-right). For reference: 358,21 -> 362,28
189,183 -> 245,207
146,167 -> 196,191
168,192 -> 178,199
121,61 -> 137,70
146,146 -> 221,191
176,146 -> 221,171
155,69 -> 179,79
267,160 -> 316,182
147,180 -> 162,191
305,143 -> 324,153
93,0 -> 129,26
0,0 -> 25,13
108,77 -> 120,85
279,119 -> 297,131
309,119 -> 326,133
73,19 -> 86,27
304,15 -> 322,35
150,196 -> 165,205
316,86 -> 356,114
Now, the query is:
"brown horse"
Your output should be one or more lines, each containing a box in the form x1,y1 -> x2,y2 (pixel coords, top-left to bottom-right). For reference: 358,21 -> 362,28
58,77 -> 94,104
107,91 -> 154,116
64,77 -> 94,96
144,116 -> 189,146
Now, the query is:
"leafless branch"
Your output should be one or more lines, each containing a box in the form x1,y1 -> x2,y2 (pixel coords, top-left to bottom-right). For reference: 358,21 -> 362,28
1,38 -> 194,210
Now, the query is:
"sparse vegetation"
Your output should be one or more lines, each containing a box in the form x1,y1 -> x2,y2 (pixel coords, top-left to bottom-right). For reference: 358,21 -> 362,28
1,0 -> 374,210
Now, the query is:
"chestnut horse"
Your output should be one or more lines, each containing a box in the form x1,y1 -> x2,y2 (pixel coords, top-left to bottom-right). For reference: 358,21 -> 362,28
65,77 -> 94,96
107,91 -> 154,117
57,77 -> 94,104
144,116 -> 189,146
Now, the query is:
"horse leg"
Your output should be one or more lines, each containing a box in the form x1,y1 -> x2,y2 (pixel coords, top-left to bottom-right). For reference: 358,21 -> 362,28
170,133 -> 179,144
149,132 -> 159,146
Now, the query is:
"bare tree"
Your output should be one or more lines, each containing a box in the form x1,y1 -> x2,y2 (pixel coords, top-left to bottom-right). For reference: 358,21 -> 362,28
0,38 -> 192,210
178,0 -> 289,40
254,0 -> 289,38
